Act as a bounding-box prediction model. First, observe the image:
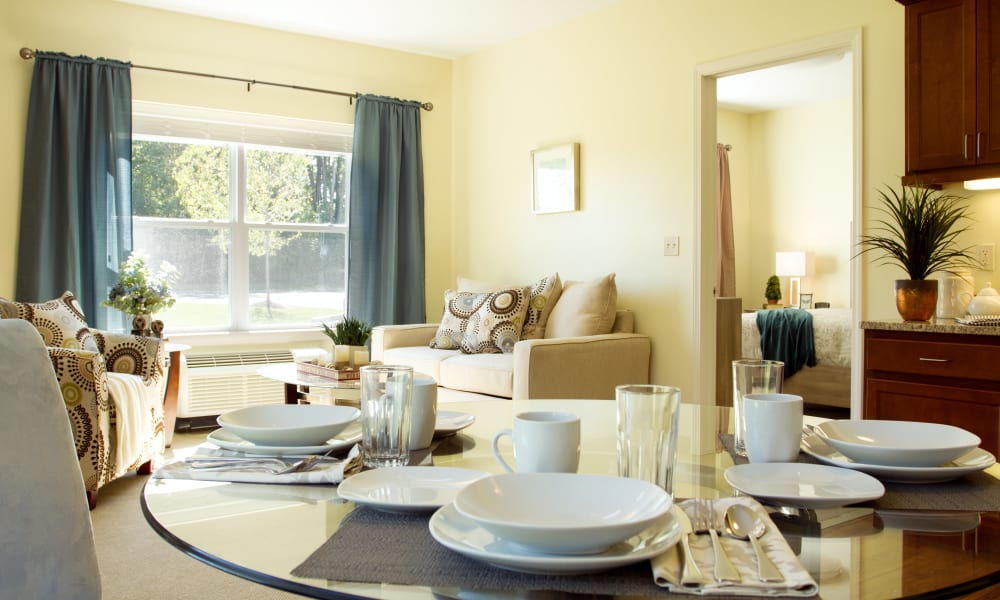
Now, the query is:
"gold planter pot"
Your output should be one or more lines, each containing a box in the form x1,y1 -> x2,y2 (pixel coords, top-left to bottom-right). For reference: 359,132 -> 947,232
895,279 -> 939,322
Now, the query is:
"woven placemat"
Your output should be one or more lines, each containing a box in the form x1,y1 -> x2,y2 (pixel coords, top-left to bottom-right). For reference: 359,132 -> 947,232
719,434 -> 1000,511
291,507 -> 666,596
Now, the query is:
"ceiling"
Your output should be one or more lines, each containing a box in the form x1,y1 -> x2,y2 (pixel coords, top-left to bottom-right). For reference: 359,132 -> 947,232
117,0 -> 851,112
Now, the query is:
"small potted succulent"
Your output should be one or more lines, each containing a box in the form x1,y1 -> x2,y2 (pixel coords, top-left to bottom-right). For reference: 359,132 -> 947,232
321,316 -> 373,368
764,275 -> 782,306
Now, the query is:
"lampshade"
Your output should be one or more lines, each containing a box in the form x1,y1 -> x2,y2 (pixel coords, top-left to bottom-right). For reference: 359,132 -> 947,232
775,251 -> 807,277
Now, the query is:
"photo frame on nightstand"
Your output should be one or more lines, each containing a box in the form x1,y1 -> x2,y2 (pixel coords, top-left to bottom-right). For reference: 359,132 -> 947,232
799,293 -> 813,309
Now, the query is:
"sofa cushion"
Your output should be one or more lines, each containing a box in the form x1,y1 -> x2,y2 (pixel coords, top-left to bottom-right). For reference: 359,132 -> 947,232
544,273 -> 618,338
430,287 -> 531,354
0,291 -> 99,352
458,273 -> 562,340
438,352 -> 514,398
382,346 -> 460,382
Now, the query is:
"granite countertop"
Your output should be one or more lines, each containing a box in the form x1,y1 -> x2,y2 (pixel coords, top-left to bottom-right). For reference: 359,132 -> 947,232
861,318 -> 1000,336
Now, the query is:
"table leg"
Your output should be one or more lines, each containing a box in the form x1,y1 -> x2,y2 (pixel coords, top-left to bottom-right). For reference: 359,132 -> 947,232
284,382 -> 307,404
163,349 -> 181,448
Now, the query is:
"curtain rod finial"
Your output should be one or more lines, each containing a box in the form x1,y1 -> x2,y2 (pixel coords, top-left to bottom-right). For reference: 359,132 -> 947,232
421,102 -> 434,111
19,47 -> 35,60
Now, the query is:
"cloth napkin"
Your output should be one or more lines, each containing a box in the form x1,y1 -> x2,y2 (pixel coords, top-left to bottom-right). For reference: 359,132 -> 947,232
153,444 -> 362,484
652,497 -> 818,596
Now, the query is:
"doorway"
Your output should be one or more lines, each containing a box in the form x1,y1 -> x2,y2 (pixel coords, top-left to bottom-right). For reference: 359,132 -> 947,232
693,29 -> 864,415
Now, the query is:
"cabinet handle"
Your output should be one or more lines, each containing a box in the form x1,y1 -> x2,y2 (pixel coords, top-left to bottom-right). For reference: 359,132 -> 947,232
964,134 -> 969,160
918,357 -> 950,363
978,132 -> 982,159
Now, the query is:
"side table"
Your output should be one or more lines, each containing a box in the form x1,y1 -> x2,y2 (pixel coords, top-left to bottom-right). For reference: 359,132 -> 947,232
257,362 -> 360,406
162,342 -> 190,448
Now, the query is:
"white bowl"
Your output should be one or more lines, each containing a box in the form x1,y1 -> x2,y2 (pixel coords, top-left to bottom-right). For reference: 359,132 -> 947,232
452,473 -> 672,555
815,420 -> 980,467
217,404 -> 360,446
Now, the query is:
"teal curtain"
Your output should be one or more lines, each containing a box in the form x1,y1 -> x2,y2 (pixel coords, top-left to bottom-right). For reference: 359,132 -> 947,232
18,51 -> 133,329
347,94 -> 425,326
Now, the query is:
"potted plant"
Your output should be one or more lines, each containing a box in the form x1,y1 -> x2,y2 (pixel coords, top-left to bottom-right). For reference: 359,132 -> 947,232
321,316 -> 373,368
856,184 -> 977,321
103,252 -> 179,336
764,275 -> 782,306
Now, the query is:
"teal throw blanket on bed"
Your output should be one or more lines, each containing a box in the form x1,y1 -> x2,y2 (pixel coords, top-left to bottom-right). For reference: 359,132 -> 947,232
755,309 -> 817,378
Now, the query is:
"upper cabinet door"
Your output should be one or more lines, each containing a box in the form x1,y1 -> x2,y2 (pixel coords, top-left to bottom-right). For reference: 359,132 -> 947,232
977,0 -> 1000,164
905,0 -> 977,173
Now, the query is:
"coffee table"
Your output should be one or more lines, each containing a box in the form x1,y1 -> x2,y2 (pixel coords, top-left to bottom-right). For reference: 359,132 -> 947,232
257,362 -> 360,405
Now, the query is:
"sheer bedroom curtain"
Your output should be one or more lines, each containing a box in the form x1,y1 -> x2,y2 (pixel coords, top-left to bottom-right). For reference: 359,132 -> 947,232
347,94 -> 426,327
18,51 -> 133,328
717,143 -> 736,298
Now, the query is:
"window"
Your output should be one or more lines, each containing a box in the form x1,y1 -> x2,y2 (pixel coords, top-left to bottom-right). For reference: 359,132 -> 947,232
131,103 -> 352,333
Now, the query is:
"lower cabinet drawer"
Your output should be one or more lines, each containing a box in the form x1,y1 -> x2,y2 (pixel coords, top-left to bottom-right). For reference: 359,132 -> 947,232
865,337 -> 1000,383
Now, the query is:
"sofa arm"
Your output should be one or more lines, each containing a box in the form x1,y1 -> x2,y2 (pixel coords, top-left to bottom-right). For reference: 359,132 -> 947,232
512,333 -> 651,400
91,330 -> 166,383
371,324 -> 439,361
48,347 -> 111,493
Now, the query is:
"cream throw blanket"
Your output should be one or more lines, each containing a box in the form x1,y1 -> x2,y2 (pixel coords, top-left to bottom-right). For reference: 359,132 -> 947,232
105,373 -> 153,470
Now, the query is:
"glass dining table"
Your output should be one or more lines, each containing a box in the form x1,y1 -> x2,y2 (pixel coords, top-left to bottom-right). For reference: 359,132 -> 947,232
141,399 -> 1000,599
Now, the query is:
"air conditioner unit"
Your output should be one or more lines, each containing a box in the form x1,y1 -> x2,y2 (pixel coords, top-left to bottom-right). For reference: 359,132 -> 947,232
177,350 -> 294,420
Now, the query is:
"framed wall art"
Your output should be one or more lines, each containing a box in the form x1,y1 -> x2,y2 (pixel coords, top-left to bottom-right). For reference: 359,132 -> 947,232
531,142 -> 579,214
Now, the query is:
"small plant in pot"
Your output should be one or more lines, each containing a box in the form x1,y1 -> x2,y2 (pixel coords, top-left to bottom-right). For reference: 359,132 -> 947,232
764,275 -> 782,305
321,316 -> 373,368
856,184 -> 977,321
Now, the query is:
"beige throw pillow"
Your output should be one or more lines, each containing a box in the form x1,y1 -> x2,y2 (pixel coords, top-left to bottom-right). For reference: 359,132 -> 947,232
430,287 -> 531,354
457,273 -> 562,340
544,273 -> 618,339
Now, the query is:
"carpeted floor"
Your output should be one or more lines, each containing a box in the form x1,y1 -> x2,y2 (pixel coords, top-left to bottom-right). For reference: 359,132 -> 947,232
89,429 -> 301,600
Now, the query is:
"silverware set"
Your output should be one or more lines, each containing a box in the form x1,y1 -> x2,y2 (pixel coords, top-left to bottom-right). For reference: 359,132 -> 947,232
184,454 -> 327,475
686,498 -> 785,585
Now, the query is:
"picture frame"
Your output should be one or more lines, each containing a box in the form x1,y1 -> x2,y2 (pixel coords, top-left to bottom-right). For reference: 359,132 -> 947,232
531,142 -> 579,214
799,293 -> 814,309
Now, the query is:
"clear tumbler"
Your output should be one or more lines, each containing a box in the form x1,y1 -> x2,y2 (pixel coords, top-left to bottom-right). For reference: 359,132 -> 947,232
732,359 -> 784,457
359,365 -> 413,468
616,384 -> 681,495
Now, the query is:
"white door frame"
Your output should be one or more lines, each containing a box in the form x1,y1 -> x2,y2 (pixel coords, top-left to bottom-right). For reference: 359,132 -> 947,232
691,29 -> 864,414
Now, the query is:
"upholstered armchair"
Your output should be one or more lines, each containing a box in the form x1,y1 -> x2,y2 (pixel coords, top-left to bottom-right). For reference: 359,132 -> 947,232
0,291 -> 167,508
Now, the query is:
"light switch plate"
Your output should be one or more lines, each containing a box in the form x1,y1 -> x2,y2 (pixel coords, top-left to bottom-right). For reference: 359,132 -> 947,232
663,236 -> 679,256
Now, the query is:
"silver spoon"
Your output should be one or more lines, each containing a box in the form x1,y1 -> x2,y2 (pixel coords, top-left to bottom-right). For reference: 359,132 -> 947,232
724,504 -> 784,583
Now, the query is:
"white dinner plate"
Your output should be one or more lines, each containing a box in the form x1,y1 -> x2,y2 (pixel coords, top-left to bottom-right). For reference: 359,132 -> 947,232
429,503 -> 682,575
801,432 -> 996,483
814,420 -> 980,467
434,411 -> 475,437
338,467 -> 490,513
207,421 -> 361,455
724,463 -> 885,508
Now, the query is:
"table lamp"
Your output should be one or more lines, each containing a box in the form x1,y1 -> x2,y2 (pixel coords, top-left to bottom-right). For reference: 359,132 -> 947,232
775,251 -> 807,308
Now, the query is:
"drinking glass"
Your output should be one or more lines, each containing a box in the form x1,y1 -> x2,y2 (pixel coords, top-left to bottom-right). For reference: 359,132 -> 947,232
616,384 -> 681,495
732,359 -> 784,457
359,365 -> 412,468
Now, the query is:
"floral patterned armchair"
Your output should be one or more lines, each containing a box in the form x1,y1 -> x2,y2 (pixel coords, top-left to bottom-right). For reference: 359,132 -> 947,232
0,291 -> 166,508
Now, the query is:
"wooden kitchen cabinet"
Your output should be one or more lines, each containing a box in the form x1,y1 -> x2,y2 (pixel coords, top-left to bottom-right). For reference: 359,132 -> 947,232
901,0 -> 1000,185
863,327 -> 1000,457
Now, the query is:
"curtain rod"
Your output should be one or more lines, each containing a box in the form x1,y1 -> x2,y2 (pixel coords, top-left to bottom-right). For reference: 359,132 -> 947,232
720,143 -> 732,150
19,47 -> 433,111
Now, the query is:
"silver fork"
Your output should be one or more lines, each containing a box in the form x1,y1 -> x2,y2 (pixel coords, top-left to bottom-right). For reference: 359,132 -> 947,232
693,499 -> 741,583
187,455 -> 320,474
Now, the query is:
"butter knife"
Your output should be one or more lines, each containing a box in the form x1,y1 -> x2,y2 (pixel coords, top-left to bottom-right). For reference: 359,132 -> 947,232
675,506 -> 708,587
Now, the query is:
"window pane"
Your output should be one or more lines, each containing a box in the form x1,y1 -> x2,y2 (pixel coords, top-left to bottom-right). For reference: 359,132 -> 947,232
246,148 -> 349,225
247,230 -> 346,327
133,222 -> 231,330
133,140 -> 229,221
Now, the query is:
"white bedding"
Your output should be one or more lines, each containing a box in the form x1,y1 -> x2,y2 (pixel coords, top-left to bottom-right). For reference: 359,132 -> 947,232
741,308 -> 853,369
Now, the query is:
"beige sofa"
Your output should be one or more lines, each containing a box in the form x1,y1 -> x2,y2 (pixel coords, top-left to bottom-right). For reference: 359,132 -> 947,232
371,273 -> 651,400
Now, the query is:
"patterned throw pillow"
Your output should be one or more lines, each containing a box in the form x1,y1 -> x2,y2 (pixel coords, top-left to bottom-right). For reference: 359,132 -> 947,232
457,273 -> 562,340
0,291 -> 100,352
430,287 -> 531,354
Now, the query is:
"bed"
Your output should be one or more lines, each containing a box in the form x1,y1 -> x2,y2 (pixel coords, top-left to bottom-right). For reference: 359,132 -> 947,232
740,307 -> 854,409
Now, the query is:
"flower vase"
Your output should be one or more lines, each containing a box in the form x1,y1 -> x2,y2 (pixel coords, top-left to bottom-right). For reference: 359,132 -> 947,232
132,314 -> 153,337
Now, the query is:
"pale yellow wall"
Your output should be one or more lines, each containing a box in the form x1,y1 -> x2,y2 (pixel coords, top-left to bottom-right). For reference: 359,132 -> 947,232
747,99 -> 853,308
449,0 -> 954,396
0,0 -> 453,323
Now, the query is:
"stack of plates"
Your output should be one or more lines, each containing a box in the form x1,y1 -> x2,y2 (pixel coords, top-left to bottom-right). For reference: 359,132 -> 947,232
801,420 -> 994,483
428,473 -> 682,574
210,404 -> 362,455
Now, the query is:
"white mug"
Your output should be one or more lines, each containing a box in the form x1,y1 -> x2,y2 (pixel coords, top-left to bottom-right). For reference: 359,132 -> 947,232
743,393 -> 803,463
408,375 -> 438,450
492,411 -> 580,473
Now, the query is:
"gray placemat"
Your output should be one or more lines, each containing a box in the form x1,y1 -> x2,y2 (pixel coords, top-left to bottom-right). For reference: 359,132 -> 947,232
719,434 -> 1000,511
291,507 -> 667,596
